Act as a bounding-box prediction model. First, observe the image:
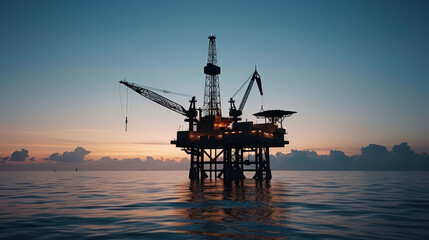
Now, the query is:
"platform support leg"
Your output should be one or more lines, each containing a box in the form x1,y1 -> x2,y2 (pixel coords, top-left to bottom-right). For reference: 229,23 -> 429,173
189,147 -> 198,180
265,147 -> 272,180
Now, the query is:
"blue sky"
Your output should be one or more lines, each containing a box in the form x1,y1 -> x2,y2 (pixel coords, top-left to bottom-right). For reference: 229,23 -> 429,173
0,0 -> 428,159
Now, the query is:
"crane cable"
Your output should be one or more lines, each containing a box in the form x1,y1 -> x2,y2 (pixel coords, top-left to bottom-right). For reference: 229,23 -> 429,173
231,72 -> 254,99
125,87 -> 128,132
119,83 -> 125,118
134,83 -> 193,98
119,81 -> 129,132
120,79 -> 192,132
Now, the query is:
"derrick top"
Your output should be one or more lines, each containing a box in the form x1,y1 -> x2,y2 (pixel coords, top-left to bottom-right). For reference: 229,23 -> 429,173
208,34 -> 216,40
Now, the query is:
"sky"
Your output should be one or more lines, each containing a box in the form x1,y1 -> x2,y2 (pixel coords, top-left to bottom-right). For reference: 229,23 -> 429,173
1,0 -> 428,163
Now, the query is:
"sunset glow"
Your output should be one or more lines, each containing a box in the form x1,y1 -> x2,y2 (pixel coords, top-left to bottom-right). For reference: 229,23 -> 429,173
0,0 -> 428,165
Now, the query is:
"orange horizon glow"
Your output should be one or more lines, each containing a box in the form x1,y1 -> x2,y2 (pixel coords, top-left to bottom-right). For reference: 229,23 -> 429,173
1,119 -> 428,162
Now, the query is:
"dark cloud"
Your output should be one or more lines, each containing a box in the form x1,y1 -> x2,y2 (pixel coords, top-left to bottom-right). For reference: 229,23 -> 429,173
392,142 -> 416,158
47,147 -> 90,162
361,144 -> 389,159
82,156 -> 189,171
271,149 -> 349,170
11,149 -> 29,161
1,149 -> 29,162
271,142 -> 429,170
329,150 -> 348,162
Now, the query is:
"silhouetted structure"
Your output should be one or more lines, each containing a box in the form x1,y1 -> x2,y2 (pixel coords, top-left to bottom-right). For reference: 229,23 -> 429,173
202,35 -> 222,118
120,35 -> 296,181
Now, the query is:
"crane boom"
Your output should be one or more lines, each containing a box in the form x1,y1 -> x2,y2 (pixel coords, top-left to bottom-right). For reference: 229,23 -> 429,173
119,80 -> 188,116
229,69 -> 263,121
238,70 -> 262,112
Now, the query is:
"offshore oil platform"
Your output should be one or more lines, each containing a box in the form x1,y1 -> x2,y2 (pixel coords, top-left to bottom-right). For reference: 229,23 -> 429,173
120,35 -> 296,181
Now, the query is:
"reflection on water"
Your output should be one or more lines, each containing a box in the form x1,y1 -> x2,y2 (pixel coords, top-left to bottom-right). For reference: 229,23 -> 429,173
179,179 -> 286,239
0,171 -> 429,239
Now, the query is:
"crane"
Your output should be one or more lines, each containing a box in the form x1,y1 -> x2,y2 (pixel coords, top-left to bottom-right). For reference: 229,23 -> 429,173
119,80 -> 198,131
229,68 -> 263,122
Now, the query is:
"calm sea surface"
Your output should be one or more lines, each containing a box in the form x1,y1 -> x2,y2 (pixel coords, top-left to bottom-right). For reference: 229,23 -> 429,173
0,171 -> 428,239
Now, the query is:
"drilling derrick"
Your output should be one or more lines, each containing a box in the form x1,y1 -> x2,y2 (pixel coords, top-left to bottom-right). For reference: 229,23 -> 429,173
121,35 -> 296,181
203,34 -> 222,118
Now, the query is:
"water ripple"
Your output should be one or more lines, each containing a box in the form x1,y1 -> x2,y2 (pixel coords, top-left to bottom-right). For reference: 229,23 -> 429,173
1,171 -> 429,239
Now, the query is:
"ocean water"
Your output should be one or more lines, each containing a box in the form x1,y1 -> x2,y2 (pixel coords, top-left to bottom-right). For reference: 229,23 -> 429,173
0,171 -> 428,240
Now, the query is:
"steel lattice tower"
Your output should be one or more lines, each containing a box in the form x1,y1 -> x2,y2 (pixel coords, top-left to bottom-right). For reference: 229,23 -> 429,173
202,35 -> 222,118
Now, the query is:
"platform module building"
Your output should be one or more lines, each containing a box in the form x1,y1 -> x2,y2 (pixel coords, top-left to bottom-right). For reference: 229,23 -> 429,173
120,35 -> 296,181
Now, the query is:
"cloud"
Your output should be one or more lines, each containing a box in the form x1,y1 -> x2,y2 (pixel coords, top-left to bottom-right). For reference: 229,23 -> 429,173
271,149 -> 349,170
47,147 -> 90,162
1,142 -> 428,171
83,156 -> 189,171
1,149 -> 29,162
392,142 -> 416,158
271,142 -> 429,170
360,144 -> 389,159
329,150 -> 348,162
